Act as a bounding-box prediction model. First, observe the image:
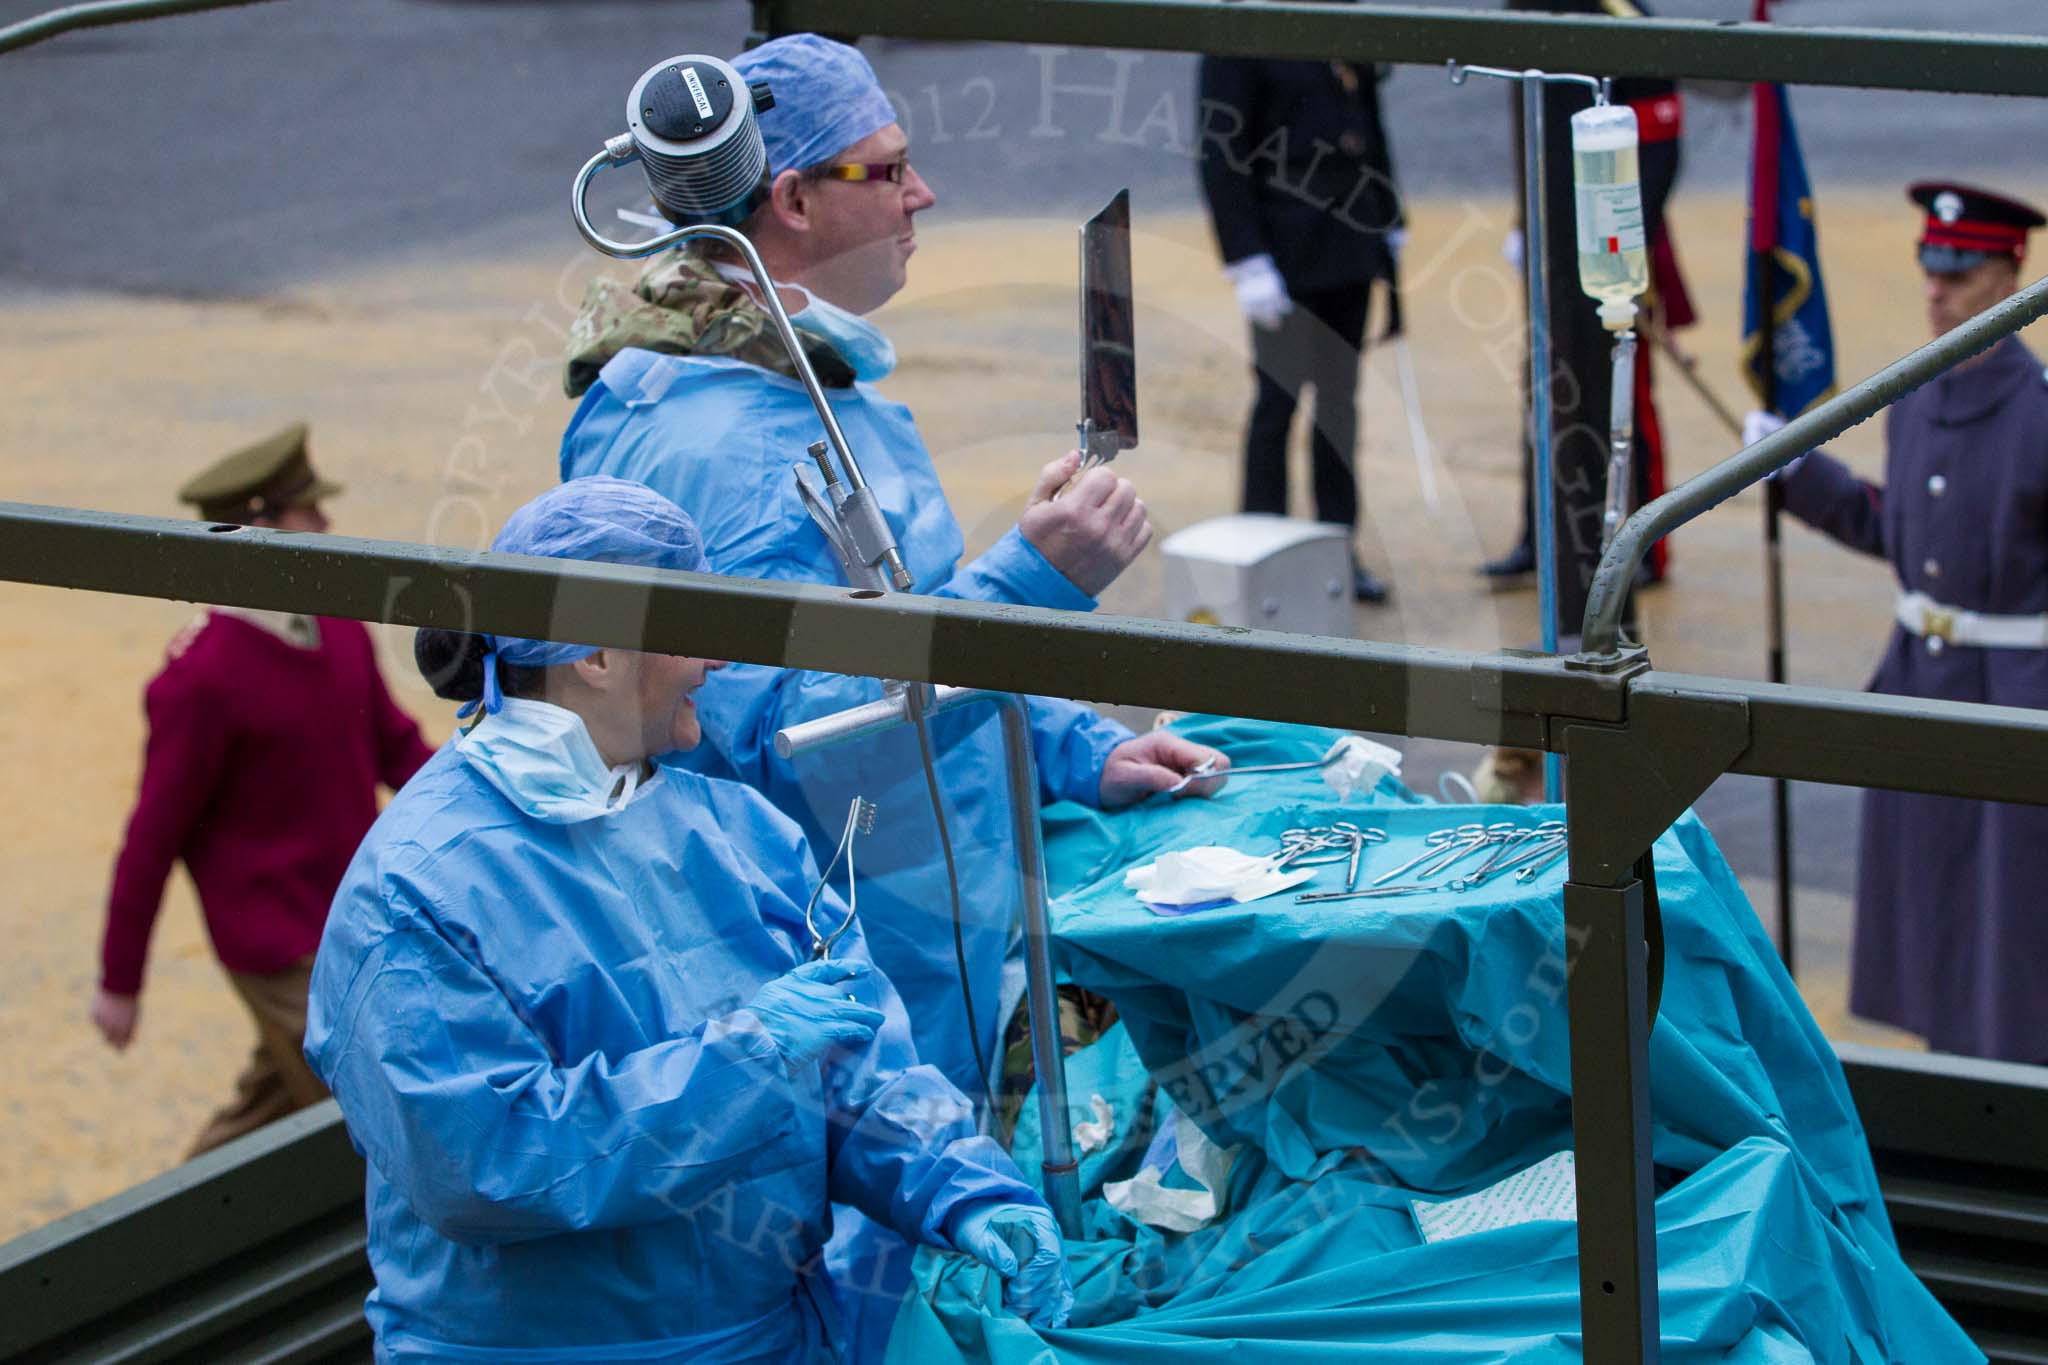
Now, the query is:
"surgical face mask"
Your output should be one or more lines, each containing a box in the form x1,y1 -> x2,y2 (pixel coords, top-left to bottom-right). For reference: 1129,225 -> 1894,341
458,698 -> 648,824
710,262 -> 898,382
788,286 -> 898,381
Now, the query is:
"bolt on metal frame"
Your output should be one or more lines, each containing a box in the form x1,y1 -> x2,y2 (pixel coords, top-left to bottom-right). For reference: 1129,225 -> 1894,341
9,1 -> 2048,1361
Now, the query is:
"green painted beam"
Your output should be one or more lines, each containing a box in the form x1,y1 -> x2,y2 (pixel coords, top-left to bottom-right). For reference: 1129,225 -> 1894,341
755,0 -> 2048,97
0,500 -> 1579,748
1839,1043 -> 2048,1177
0,1103 -> 362,1356
0,0 -> 281,56
12,501 -> 2048,801
1644,671 -> 2048,806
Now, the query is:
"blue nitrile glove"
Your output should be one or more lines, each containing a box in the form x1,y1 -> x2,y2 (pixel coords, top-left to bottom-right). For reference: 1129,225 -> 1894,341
744,960 -> 883,1068
945,1199 -> 1074,1329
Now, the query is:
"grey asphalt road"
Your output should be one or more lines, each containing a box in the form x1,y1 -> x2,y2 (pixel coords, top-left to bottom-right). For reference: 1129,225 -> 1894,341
0,0 -> 2029,912
4,0 -> 2048,297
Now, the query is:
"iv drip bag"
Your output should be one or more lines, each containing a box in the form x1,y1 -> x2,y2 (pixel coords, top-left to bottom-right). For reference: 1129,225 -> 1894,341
1571,104 -> 1648,330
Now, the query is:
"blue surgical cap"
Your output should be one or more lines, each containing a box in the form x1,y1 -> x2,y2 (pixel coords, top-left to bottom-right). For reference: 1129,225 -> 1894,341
465,477 -> 710,716
733,33 -> 899,175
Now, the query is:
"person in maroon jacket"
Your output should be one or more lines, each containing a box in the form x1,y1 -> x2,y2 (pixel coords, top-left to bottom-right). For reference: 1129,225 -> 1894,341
92,425 -> 436,1156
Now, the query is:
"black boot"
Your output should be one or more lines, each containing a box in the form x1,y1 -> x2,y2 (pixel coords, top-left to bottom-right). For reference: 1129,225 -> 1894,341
1478,541 -> 1535,578
1352,565 -> 1390,604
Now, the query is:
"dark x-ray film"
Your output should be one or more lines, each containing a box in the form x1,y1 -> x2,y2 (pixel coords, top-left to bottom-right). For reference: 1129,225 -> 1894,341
1079,189 -> 1137,462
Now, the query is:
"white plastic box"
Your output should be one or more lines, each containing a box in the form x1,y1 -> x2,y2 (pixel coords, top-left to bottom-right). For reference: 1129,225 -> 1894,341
1160,514 -> 1352,638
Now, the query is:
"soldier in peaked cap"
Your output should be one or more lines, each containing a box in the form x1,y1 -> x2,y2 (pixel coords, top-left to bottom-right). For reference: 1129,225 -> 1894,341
1749,182 -> 2048,1062
93,427 -> 436,1155
176,422 -> 340,529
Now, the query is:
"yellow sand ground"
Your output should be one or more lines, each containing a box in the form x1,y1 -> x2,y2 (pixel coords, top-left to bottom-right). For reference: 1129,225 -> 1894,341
0,188 -> 2013,1236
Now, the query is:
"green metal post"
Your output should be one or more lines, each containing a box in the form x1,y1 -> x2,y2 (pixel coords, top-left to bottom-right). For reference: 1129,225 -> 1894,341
1564,873 -> 1659,1362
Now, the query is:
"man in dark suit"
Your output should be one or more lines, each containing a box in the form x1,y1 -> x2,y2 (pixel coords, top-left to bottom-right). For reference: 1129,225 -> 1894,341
1197,46 -> 1402,604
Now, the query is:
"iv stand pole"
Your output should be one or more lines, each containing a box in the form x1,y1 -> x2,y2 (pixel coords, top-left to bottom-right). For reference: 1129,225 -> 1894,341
1449,63 -> 1604,803
1450,70 -> 1662,1365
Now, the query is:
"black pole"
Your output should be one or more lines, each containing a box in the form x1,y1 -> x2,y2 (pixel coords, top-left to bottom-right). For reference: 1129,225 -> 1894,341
1754,90 -> 1796,975
1764,479 -> 1795,975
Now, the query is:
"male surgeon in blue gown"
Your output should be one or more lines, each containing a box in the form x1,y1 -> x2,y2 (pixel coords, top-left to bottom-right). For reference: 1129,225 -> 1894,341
558,35 -> 1229,1352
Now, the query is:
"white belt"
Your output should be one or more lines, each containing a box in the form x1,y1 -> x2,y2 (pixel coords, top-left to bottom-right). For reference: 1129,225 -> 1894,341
1896,591 -> 2048,648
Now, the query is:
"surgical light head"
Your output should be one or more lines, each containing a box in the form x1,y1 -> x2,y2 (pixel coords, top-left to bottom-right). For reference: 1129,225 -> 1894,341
623,54 -> 775,228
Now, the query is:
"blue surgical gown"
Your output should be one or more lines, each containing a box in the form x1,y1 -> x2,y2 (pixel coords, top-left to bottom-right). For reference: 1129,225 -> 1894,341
303,742 -> 1037,1364
559,348 -> 1133,1102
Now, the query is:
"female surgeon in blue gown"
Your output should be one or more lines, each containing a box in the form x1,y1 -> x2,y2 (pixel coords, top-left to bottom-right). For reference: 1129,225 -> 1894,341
303,478 -> 1071,1364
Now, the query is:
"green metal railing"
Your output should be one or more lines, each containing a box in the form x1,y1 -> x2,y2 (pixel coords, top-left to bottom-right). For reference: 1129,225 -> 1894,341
1584,275 -> 2048,654
757,0 -> 2048,96
10,1 -> 2048,1361
0,1102 -> 370,1361
0,0 -> 279,55
9,501 -> 2048,1363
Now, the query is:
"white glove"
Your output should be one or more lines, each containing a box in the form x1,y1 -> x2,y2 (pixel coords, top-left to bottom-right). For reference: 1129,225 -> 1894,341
1502,227 -> 1525,274
1742,409 -> 1787,446
1385,227 -> 1409,261
1743,410 -> 1806,480
1224,253 -> 1292,331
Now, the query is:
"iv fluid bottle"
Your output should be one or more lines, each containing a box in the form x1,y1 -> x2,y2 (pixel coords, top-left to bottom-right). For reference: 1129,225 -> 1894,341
1571,104 -> 1648,330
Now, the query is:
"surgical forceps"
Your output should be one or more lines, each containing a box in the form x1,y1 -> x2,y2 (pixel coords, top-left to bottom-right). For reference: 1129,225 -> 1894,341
1367,822 -> 1496,886
1445,821 -> 1567,891
1300,820 -> 1569,903
1163,739 -> 1359,795
806,796 -> 877,961
1275,822 -> 1387,890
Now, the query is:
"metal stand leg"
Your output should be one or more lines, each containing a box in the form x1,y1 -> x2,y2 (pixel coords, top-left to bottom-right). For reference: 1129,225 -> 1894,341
1522,74 -> 1563,804
996,695 -> 1083,1238
1565,876 -> 1659,1364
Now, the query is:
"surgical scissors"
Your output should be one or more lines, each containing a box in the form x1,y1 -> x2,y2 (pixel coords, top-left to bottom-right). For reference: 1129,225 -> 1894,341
806,796 -> 877,960
1512,842 -> 1570,883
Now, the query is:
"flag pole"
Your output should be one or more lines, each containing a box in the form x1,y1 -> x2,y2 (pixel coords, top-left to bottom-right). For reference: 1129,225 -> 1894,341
1751,55 -> 1797,974
1764,401 -> 1795,973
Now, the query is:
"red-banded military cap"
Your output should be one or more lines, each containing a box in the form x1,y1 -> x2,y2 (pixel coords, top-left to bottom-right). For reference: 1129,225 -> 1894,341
1910,181 -> 2046,271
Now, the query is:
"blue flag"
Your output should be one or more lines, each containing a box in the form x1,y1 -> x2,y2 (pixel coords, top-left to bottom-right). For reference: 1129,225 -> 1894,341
1743,76 -> 1836,418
